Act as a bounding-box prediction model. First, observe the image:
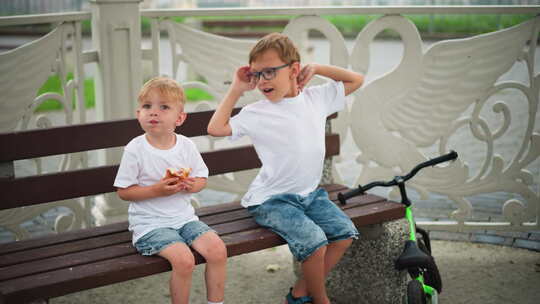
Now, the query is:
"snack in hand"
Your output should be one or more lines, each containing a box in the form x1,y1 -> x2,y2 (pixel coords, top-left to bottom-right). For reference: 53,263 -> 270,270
165,167 -> 192,182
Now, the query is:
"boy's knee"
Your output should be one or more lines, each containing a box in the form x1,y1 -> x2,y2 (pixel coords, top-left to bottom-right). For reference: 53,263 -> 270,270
204,240 -> 227,264
168,253 -> 196,274
308,245 -> 327,260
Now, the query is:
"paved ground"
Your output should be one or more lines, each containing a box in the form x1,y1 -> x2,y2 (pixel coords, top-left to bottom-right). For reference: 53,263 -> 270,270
51,240 -> 540,304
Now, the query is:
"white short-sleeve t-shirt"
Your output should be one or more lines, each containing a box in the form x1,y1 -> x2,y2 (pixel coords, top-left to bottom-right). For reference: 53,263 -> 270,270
114,134 -> 209,244
229,80 -> 345,207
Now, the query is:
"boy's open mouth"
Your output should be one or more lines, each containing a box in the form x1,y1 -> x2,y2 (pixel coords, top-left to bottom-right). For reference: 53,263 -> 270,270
262,88 -> 274,94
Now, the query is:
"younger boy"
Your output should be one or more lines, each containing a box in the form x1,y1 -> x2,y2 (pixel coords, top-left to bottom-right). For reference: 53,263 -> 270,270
207,33 -> 364,304
115,77 -> 227,304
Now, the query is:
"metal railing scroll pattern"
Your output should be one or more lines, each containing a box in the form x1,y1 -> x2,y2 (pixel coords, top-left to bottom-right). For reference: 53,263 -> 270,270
0,16 -> 95,241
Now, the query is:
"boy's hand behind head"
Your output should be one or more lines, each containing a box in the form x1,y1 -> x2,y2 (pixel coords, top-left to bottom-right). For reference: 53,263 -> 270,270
231,66 -> 256,94
297,63 -> 317,91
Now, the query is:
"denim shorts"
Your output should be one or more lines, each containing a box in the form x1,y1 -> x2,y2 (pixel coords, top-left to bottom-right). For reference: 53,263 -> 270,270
134,220 -> 215,256
248,188 -> 359,262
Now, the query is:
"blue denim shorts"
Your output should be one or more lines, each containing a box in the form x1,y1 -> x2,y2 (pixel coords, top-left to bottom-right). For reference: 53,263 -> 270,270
134,220 -> 215,256
248,188 -> 359,262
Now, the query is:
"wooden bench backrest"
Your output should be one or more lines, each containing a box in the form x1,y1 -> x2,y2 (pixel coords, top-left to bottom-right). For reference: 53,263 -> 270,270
0,109 -> 339,211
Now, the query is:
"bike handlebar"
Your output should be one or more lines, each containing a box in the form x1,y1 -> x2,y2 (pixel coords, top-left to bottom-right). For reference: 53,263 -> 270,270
337,150 -> 458,205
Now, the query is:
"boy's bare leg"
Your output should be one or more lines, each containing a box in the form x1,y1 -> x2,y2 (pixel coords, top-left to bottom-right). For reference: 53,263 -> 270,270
192,232 -> 227,303
291,239 -> 353,302
300,245 -> 329,304
159,243 -> 196,304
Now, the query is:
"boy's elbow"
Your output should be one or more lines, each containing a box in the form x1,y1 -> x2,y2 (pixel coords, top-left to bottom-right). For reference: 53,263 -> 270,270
345,73 -> 364,96
207,124 -> 231,137
353,73 -> 364,90
117,188 -> 127,201
207,124 -> 220,136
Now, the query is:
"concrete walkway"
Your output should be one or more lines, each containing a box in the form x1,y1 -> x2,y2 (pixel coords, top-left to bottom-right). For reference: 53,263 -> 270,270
51,240 -> 539,304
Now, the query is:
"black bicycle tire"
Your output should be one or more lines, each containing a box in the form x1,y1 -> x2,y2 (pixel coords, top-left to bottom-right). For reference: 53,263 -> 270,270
417,239 -> 443,294
407,280 -> 426,304
417,235 -> 430,255
424,257 -> 443,294
416,226 -> 432,254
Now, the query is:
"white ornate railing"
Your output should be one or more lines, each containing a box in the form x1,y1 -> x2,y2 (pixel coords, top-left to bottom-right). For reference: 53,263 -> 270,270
0,12 -> 96,240
0,4 -> 539,242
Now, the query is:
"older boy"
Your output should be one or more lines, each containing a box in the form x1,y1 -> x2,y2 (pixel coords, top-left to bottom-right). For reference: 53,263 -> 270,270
208,33 -> 364,304
115,77 -> 227,304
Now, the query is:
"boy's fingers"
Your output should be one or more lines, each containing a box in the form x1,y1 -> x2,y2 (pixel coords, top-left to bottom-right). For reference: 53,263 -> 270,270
163,177 -> 179,185
238,66 -> 251,82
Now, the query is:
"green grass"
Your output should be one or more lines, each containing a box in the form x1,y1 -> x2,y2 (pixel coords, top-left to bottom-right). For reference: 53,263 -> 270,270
36,75 -> 213,112
31,13 -> 539,38
324,14 -> 533,37
198,14 -> 531,35
36,74 -> 95,112
185,87 -> 214,102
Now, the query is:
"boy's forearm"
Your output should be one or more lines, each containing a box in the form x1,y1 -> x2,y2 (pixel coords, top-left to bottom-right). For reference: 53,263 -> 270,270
207,88 -> 242,136
315,64 -> 364,95
117,184 -> 158,202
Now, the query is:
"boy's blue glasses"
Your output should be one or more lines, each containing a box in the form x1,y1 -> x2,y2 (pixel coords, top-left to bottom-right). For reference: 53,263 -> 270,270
249,63 -> 290,81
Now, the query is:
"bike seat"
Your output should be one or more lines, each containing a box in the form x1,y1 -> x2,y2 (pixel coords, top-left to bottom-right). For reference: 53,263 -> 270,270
395,240 -> 432,270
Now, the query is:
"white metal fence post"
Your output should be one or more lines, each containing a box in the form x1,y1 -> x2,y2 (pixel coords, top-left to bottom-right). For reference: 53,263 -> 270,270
89,0 -> 143,225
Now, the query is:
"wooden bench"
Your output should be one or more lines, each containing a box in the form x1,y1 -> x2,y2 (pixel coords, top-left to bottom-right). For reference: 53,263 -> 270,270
0,109 -> 405,304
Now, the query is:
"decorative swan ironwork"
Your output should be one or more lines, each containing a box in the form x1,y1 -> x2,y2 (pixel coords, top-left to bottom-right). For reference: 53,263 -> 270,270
164,15 -> 539,228
350,15 -> 539,226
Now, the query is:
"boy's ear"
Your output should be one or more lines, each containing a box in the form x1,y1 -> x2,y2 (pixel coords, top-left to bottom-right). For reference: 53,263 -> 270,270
290,62 -> 301,79
176,111 -> 187,127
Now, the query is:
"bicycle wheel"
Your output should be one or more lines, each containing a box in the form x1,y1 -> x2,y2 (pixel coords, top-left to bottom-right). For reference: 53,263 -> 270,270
417,238 -> 443,294
407,280 -> 426,304
424,257 -> 442,293
416,226 -> 432,254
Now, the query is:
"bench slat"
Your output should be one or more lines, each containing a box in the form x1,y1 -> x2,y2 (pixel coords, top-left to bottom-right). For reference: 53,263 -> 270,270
0,215 -> 260,269
0,231 -> 132,268
196,200 -> 243,217
346,201 -> 405,227
0,184 -> 361,256
0,199 -> 251,256
0,243 -> 135,282
0,134 -> 339,211
0,110 -> 337,162
0,109 -> 241,162
0,221 -> 128,256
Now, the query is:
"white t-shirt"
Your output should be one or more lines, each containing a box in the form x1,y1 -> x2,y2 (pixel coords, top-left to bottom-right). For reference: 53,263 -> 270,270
230,80 -> 345,207
114,134 -> 209,244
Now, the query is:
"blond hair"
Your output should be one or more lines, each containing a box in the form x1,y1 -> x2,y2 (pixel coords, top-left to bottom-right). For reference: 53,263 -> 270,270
138,76 -> 185,106
249,33 -> 300,64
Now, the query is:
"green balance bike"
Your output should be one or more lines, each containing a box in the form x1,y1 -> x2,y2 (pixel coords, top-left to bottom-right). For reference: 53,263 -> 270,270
338,150 -> 458,304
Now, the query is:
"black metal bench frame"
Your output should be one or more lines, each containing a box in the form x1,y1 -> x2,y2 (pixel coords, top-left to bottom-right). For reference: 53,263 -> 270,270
0,109 -> 404,304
